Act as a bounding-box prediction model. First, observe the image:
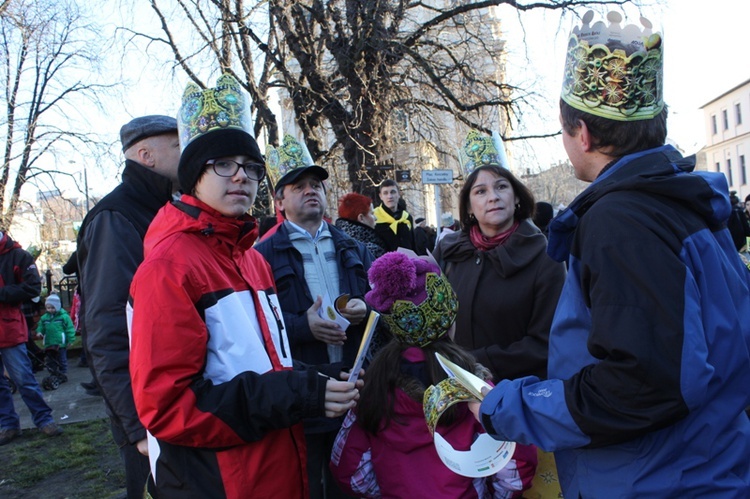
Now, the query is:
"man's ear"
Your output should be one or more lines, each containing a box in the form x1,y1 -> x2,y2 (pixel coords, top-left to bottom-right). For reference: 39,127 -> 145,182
273,196 -> 284,214
135,142 -> 156,168
578,120 -> 594,153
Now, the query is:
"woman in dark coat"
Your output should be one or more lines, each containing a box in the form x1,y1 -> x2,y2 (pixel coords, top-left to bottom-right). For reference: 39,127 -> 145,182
433,162 -> 566,381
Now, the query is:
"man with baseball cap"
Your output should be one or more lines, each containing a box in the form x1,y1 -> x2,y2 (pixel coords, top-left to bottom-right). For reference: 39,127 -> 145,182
256,134 -> 372,499
77,115 -> 179,498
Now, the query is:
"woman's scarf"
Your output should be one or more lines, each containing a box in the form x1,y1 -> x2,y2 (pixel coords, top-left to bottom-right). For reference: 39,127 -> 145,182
374,205 -> 411,234
469,220 -> 520,251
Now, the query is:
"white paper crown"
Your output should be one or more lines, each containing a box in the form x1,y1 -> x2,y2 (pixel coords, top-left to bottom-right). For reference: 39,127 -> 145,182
458,130 -> 510,177
561,11 -> 664,121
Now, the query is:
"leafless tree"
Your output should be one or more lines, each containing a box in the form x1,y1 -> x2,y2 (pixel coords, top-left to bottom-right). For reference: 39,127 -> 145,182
0,0 -> 114,230
129,0 -> 635,195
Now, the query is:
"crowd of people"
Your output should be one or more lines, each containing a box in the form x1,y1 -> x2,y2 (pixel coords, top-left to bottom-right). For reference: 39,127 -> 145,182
1,9 -> 749,499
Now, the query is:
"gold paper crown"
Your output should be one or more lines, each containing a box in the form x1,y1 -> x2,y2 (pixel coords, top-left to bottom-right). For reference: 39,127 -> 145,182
265,134 -> 315,187
177,73 -> 254,151
458,130 -> 509,177
561,11 -> 663,121
382,272 -> 459,347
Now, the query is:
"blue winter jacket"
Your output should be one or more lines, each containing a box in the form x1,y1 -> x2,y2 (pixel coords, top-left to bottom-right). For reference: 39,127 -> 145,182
479,145 -> 750,498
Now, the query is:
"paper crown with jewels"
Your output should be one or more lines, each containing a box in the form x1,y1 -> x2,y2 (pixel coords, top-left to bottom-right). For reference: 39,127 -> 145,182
266,134 -> 328,191
561,10 -> 664,121
177,73 -> 254,151
365,251 -> 458,347
458,130 -> 510,177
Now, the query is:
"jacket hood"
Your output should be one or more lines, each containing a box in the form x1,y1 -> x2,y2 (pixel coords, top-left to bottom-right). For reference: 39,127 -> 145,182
439,219 -> 549,278
0,233 -> 22,255
143,195 -> 258,258
548,145 -> 732,262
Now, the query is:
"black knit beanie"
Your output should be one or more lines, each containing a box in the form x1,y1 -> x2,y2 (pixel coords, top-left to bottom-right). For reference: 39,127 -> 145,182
178,128 -> 263,194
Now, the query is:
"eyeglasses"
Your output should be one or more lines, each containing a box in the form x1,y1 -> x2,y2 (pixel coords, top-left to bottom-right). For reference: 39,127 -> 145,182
206,159 -> 266,181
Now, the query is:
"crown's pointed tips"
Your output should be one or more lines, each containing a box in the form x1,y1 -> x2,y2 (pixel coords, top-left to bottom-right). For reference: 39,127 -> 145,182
582,10 -> 595,23
607,11 -> 623,24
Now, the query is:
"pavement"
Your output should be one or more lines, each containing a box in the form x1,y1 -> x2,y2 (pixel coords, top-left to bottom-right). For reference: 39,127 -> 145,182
12,349 -> 108,430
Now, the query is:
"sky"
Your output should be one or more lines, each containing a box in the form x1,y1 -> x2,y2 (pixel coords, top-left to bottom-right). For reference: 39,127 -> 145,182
26,0 -> 747,201
500,0 -> 748,170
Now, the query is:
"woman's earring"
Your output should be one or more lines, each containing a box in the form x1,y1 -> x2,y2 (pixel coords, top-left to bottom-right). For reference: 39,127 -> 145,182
515,203 -> 520,210
469,213 -> 476,221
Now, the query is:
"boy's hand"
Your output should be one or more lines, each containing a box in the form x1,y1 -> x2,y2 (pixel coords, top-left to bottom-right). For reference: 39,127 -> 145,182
338,298 -> 367,325
323,379 -> 358,417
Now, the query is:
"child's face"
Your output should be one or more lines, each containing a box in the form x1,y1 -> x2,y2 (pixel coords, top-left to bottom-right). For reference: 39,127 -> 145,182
45,303 -> 57,314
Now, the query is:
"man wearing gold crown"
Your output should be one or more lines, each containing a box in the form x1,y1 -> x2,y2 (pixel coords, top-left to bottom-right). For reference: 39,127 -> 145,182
257,134 -> 373,499
127,75 -> 359,498
471,11 -> 750,497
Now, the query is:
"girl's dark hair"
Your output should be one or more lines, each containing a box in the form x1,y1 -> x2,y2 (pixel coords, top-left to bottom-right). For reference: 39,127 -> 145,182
357,338 -> 481,435
458,165 -> 535,232
559,99 -> 668,158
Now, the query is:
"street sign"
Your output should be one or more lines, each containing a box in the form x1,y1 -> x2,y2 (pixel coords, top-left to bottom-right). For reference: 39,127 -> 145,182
421,169 -> 454,184
396,170 -> 411,182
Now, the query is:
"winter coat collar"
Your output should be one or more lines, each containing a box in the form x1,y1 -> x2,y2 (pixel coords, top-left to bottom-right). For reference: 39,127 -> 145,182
144,195 -> 258,257
547,145 -> 730,262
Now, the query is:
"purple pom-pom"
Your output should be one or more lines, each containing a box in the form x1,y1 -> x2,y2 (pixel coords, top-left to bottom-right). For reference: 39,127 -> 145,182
365,252 -> 441,312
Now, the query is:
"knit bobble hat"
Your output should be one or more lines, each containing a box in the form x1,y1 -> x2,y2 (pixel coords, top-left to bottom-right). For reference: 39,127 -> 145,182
178,129 -> 263,194
365,252 -> 458,347
45,294 -> 61,312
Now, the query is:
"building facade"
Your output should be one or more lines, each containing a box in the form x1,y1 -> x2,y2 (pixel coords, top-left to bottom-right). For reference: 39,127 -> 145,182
701,78 -> 750,202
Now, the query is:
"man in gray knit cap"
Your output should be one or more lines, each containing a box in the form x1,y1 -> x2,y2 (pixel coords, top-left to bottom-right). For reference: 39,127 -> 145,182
77,115 -> 179,498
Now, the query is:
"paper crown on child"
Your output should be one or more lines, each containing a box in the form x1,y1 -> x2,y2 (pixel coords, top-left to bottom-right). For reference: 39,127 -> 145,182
265,134 -> 328,192
365,251 -> 458,347
458,130 -> 509,177
176,73 -> 263,193
561,10 -> 663,121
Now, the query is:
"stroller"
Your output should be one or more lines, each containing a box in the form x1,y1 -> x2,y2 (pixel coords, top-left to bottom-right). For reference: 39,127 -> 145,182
41,345 -> 68,390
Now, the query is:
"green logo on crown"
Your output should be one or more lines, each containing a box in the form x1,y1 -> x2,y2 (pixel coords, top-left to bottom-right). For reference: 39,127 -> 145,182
265,134 -> 315,187
178,73 -> 254,151
382,273 -> 459,347
458,130 -> 509,177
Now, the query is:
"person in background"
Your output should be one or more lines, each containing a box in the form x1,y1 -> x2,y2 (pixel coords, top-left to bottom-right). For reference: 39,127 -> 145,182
258,134 -> 372,499
412,217 -> 434,256
335,192 -> 388,259
0,231 -> 62,445
129,74 -> 358,498
77,114 -> 180,498
374,179 -> 415,251
434,212 -> 458,249
434,130 -> 566,383
727,191 -> 750,251
35,293 -> 76,381
471,11 -> 750,497
532,201 -> 554,238
331,251 -> 536,498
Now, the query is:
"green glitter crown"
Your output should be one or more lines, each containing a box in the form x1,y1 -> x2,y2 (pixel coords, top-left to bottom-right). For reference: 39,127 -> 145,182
178,73 -> 254,150
265,134 -> 315,187
561,11 -> 663,121
382,272 -> 459,347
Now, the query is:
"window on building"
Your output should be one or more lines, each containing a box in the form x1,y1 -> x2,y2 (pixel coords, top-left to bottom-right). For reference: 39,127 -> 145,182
716,162 -> 721,172
736,103 -> 743,125
723,109 -> 729,130
727,158 -> 733,187
712,115 -> 718,134
741,155 -> 747,185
